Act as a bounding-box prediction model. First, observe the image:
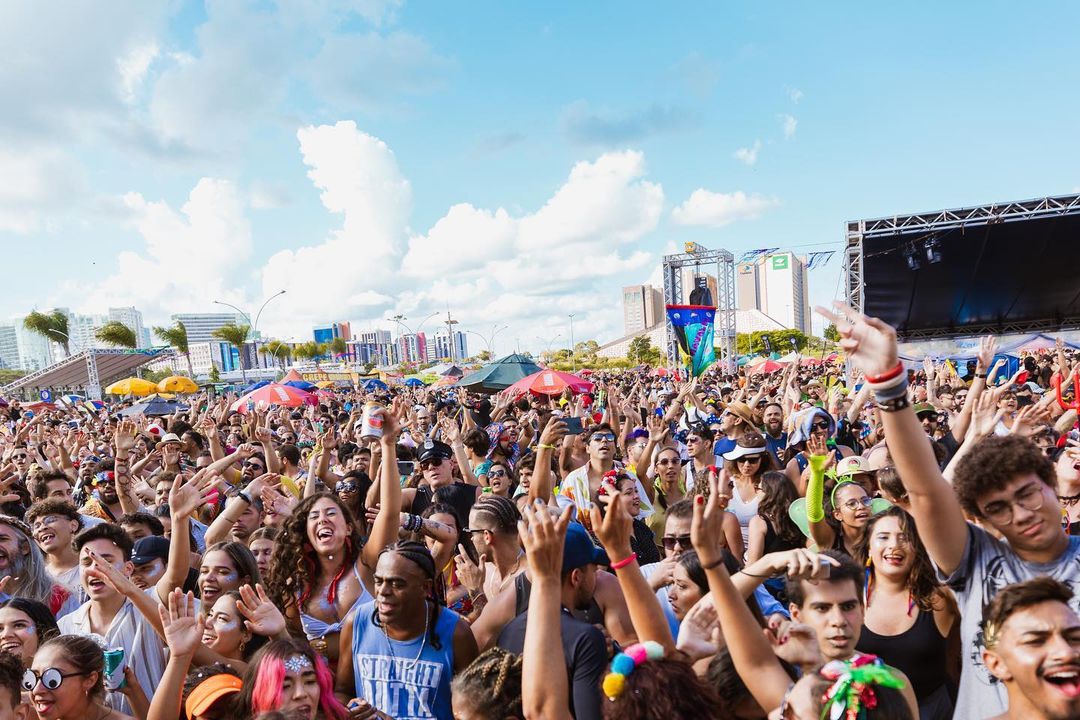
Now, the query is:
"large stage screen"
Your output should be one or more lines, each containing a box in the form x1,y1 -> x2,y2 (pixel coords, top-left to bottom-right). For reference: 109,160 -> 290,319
853,195 -> 1080,340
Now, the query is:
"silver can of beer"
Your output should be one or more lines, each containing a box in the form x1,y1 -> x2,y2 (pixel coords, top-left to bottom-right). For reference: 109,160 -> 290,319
360,402 -> 384,440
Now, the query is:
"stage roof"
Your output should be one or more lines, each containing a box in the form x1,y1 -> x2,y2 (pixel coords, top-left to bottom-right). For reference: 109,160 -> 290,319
2,348 -> 172,397
850,194 -> 1080,340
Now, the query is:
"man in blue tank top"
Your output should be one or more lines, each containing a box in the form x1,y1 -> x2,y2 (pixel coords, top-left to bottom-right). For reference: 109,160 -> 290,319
335,541 -> 478,720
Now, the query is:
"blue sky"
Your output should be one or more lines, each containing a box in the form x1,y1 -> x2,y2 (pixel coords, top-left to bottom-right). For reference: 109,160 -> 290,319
4,1 -> 1079,356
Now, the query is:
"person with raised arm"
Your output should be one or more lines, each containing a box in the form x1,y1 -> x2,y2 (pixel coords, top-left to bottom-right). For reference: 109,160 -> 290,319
817,301 -> 1080,719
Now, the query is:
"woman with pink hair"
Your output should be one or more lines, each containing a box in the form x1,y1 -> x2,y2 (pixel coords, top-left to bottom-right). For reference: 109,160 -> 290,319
238,638 -> 348,720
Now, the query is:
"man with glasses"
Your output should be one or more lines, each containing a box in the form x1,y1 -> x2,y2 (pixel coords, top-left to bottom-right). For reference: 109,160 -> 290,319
556,424 -> 654,522
819,301 -> 1080,718
402,438 -> 481,523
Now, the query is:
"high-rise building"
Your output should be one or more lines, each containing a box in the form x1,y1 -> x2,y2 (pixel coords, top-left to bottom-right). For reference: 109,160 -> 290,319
431,331 -> 468,362
107,307 -> 149,348
12,320 -> 54,371
352,329 -> 396,367
735,252 -> 811,333
170,313 -> 250,344
398,333 -> 427,364
0,326 -> 18,370
313,321 -> 351,345
55,308 -> 107,353
622,284 -> 665,335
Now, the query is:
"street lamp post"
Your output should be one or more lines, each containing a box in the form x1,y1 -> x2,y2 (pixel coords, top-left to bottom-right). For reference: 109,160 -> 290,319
466,324 -> 508,359
444,311 -> 459,364
568,314 -> 576,372
535,333 -> 562,363
213,290 -> 286,375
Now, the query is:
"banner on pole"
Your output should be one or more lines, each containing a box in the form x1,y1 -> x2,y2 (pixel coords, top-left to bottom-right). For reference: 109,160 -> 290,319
666,304 -> 716,377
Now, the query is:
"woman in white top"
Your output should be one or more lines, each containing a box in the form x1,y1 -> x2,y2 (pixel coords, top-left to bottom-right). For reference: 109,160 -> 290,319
721,432 -> 779,553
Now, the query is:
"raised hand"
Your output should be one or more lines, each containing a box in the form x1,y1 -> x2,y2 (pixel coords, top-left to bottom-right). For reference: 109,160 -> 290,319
519,501 -> 572,582
157,589 -> 205,657
237,583 -> 287,638
977,336 -> 998,372
814,302 -> 898,378
645,413 -> 669,443
254,426 -> 273,444
453,545 -> 487,596
86,549 -> 139,598
169,470 -> 219,519
589,490 -> 634,561
691,472 -> 725,568
806,433 -> 829,459
114,419 -> 138,453
676,595 -> 720,663
966,392 -> 1005,442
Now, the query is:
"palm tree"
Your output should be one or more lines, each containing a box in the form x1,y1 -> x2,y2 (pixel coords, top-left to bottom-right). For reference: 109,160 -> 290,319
261,340 -> 292,372
94,321 -> 137,349
212,323 -> 252,382
23,310 -> 70,356
153,321 -> 194,378
293,341 -> 328,370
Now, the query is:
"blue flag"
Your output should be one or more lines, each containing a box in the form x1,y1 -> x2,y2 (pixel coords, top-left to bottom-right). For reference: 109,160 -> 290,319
666,304 -> 716,377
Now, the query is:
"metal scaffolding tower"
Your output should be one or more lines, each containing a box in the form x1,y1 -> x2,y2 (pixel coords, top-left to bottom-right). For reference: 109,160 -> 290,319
661,242 -> 737,372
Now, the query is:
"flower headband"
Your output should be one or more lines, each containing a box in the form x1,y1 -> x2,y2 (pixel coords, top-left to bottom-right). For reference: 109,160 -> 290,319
602,640 -> 664,700
819,654 -> 905,720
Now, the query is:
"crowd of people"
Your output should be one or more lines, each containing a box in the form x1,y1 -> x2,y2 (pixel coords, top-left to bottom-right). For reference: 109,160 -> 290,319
0,303 -> 1078,719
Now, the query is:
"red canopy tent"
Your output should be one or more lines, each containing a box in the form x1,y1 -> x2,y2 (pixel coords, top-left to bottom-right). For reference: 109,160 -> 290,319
505,370 -> 594,397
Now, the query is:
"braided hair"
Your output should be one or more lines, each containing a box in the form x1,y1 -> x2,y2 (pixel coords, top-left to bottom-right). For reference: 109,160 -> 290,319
451,647 -> 523,718
372,540 -> 443,650
470,494 -> 521,534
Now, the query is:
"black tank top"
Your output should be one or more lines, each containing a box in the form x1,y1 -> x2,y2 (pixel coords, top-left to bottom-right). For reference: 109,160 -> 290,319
856,607 -> 947,701
763,518 -> 802,555
513,573 -> 605,626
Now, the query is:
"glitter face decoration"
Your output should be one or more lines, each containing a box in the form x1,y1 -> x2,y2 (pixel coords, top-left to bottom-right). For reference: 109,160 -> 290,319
284,654 -> 314,675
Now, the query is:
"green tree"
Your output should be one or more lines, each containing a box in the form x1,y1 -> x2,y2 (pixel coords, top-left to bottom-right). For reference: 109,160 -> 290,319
154,321 -> 194,378
262,340 -> 292,372
823,324 -> 840,342
328,337 -> 348,361
211,323 -> 252,382
475,350 -> 492,362
94,321 -> 138,349
23,310 -> 70,356
574,340 -> 600,359
208,365 -> 221,383
627,336 -> 662,366
0,369 -> 25,386
362,361 -> 376,374
293,341 -> 328,369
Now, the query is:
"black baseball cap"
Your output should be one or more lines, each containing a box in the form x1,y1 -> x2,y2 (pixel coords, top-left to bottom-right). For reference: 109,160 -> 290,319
418,440 -> 454,464
131,536 -> 170,566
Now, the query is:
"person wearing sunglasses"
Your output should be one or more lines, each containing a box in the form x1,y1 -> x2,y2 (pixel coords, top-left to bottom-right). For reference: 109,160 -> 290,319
802,435 -> 876,558
402,439 -> 482,527
784,407 -> 854,496
556,424 -> 654,525
28,634 -> 135,720
722,432 -> 780,552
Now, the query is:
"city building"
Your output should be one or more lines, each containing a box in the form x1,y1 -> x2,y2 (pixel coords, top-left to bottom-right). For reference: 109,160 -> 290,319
735,252 -> 811,334
622,284 -> 665,335
0,326 -> 19,370
313,321 -> 351,345
107,307 -> 150,348
170,313 -> 250,344
430,331 -> 468,363
398,333 -> 428,364
351,329 -> 396,367
12,320 -> 54,371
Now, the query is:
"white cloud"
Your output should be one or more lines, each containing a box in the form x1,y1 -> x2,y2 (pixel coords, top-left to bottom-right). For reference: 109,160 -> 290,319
787,87 -> 804,103
118,42 -> 159,103
0,148 -> 85,233
734,140 -> 762,166
248,182 -> 292,210
779,113 -> 797,139
58,178 -> 253,317
671,189 -> 779,227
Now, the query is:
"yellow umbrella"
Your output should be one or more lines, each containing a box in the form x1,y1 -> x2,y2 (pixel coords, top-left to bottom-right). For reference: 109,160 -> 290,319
157,375 -> 199,394
315,380 -> 336,389
105,377 -> 159,396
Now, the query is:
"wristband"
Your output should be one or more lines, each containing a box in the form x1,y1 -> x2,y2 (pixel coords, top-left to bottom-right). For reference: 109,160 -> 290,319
877,396 -> 911,413
701,556 -> 727,571
976,373 -> 987,379
538,443 -> 557,450
610,553 -> 638,571
235,491 -> 252,505
864,362 -> 904,385
872,376 -> 909,403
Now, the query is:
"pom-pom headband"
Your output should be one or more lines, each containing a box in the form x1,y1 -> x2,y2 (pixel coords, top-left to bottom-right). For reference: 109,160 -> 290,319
819,654 -> 905,720
602,640 -> 664,700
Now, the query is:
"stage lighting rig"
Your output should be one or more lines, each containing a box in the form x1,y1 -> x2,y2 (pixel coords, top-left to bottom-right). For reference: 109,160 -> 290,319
924,236 -> 942,264
902,243 -> 921,271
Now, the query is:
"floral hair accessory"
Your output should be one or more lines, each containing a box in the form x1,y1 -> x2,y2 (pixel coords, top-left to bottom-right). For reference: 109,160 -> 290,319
819,654 -> 905,720
284,654 -> 314,674
602,640 -> 664,700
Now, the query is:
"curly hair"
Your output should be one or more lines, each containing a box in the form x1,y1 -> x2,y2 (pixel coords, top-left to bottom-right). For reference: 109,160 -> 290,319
952,435 -> 1055,518
265,492 -> 365,615
855,506 -> 943,612
451,647 -> 523,718
756,471 -> 803,549
601,658 -> 723,719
